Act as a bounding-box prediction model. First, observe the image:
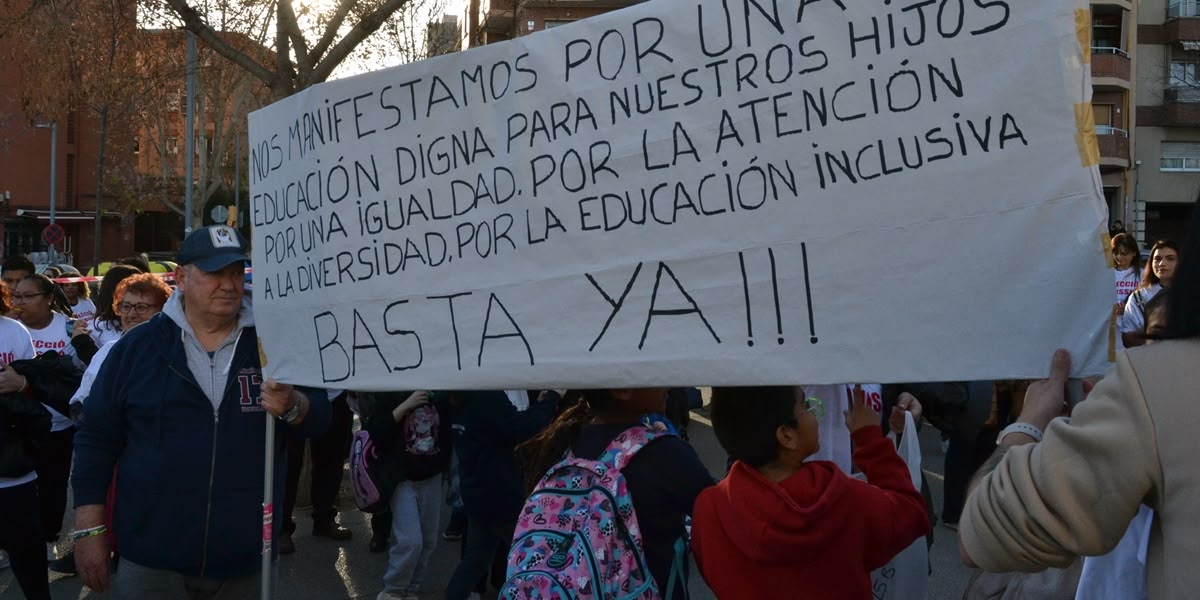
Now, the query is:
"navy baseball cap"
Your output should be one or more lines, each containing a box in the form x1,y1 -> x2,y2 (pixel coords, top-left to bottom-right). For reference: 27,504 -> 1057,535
177,226 -> 249,272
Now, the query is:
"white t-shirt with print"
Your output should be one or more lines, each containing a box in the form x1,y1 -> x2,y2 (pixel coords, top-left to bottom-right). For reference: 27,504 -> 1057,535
71,298 -> 97,322
1115,269 -> 1140,305
800,383 -> 884,475
27,312 -> 83,432
1119,284 -> 1162,335
89,318 -> 122,347
0,316 -> 37,488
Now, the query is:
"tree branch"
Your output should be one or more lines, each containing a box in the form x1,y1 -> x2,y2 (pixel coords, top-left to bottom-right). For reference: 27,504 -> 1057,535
162,0 -> 276,88
309,0 -> 411,84
277,0 -> 312,76
308,0 -> 355,63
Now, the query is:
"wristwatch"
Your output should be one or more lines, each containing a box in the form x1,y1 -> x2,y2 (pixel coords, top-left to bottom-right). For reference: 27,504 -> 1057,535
281,394 -> 303,424
996,422 -> 1043,446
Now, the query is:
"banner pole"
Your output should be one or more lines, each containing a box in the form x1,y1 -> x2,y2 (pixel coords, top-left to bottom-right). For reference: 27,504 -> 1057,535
262,412 -> 275,600
260,341 -> 274,600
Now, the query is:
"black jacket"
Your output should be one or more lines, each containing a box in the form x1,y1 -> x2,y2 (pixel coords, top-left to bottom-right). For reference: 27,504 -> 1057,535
0,389 -> 52,477
452,391 -> 556,525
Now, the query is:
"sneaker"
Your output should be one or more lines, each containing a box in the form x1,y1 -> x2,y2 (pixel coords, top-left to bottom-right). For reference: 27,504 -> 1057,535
442,511 -> 466,541
49,550 -> 77,574
0,550 -> 10,570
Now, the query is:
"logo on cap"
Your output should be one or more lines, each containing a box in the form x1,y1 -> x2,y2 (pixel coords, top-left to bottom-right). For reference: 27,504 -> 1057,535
210,226 -> 241,249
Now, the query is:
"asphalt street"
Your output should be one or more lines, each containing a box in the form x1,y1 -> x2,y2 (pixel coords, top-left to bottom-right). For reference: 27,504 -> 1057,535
2,408 -> 973,599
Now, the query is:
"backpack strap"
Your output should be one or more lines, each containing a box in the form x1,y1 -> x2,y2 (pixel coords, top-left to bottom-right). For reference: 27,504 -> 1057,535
599,424 -> 673,473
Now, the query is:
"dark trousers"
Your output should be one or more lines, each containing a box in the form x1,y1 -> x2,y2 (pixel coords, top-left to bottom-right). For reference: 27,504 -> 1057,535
38,426 -> 74,542
0,480 -> 51,600
444,518 -> 514,600
283,394 -> 353,533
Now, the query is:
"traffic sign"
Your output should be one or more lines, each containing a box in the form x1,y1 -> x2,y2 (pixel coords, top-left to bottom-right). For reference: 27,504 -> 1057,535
42,223 -> 65,246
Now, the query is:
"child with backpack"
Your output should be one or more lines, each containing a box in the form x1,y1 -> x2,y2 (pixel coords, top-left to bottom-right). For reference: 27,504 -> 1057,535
363,390 -> 452,600
691,385 -> 930,600
503,388 -> 714,600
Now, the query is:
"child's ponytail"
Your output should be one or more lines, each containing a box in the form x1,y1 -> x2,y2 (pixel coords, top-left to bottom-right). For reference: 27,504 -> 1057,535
518,389 -> 616,491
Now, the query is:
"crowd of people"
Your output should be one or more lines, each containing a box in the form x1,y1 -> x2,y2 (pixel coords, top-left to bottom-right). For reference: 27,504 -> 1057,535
0,209 -> 1195,600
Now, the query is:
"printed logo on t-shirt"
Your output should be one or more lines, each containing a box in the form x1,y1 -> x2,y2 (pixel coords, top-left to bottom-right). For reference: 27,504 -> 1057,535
404,405 -> 440,455
1116,279 -> 1139,302
0,351 -> 17,363
237,367 -> 264,412
33,339 -> 67,353
846,385 -> 884,413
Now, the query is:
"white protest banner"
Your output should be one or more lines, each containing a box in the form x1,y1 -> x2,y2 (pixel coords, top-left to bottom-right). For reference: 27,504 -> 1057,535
249,0 -> 1113,390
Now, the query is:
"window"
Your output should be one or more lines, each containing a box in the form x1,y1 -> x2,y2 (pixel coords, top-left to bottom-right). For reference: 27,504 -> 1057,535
1169,48 -> 1200,88
1161,142 -> 1200,171
166,137 -> 179,155
133,138 -> 140,154
544,19 -> 575,28
1092,13 -> 1122,50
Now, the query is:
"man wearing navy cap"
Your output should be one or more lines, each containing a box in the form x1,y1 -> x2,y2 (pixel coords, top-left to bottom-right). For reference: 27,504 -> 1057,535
70,225 -> 331,598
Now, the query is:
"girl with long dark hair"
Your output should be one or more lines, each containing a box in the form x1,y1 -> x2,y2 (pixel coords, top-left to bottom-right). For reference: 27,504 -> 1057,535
1120,239 -> 1179,348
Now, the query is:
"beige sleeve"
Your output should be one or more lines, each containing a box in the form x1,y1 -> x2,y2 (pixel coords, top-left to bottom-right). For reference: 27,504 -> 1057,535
960,354 -> 1162,572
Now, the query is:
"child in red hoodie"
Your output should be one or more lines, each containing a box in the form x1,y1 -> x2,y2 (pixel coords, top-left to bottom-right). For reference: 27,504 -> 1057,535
691,385 -> 931,600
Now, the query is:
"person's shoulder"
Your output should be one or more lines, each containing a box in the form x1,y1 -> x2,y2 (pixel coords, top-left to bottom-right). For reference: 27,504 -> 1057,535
0,315 -> 29,333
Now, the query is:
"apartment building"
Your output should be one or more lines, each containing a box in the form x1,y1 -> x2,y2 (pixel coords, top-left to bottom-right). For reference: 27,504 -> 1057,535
1136,0 -> 1200,244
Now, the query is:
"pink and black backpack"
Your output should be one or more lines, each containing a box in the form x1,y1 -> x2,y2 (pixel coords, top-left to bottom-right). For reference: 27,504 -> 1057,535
348,430 -> 388,513
501,425 -> 673,600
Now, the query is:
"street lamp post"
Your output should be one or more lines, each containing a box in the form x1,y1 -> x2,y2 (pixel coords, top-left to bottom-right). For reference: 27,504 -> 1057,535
35,121 -> 58,263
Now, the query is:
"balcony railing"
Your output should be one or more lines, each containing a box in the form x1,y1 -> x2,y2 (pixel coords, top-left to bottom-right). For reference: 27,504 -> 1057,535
1166,86 -> 1200,103
1095,125 -> 1129,137
1170,1 -> 1200,18
1092,46 -> 1131,58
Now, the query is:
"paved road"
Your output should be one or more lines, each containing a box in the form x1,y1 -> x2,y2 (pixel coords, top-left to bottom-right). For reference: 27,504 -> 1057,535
2,409 -> 973,599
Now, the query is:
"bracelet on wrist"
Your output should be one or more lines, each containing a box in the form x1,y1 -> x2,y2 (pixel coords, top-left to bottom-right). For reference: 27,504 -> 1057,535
72,524 -> 108,540
996,422 -> 1044,446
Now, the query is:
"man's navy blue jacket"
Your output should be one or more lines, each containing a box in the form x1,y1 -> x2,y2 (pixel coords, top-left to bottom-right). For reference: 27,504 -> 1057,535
72,310 -> 330,579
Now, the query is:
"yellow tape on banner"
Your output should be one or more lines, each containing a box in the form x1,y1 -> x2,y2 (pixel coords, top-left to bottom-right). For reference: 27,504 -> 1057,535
1076,8 -> 1092,64
258,338 -> 269,367
1102,232 -> 1115,268
1075,104 -> 1100,167
1109,314 -> 1118,362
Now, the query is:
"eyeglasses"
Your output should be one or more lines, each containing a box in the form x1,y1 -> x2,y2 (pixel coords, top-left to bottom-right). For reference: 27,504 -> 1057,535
804,397 -> 825,419
11,293 -> 46,302
118,302 -> 159,315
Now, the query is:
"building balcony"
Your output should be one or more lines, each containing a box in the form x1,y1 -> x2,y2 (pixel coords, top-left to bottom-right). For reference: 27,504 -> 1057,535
1096,126 -> 1130,169
1163,86 -> 1200,127
480,0 -> 514,33
1091,0 -> 1133,11
1091,48 -> 1131,89
1167,2 -> 1200,42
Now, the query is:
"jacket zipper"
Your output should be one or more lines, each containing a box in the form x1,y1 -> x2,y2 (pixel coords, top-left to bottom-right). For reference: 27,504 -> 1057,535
168,358 -> 221,577
170,329 -> 251,577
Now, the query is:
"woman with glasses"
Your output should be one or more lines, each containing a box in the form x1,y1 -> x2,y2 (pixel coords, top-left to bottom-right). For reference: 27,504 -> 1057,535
8,274 -> 83,567
70,273 -> 171,413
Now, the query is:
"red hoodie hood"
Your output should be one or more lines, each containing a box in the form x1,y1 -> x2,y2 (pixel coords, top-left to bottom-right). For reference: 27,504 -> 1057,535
705,460 -> 853,563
